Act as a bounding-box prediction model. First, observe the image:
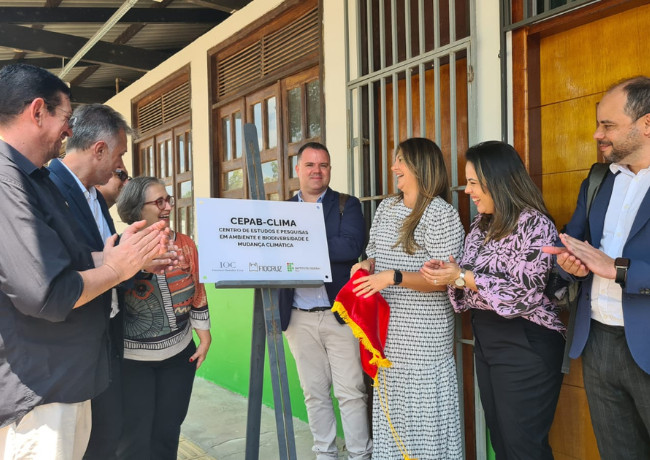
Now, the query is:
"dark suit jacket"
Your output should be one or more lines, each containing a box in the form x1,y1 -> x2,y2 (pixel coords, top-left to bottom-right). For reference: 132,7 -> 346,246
564,169 -> 650,373
278,188 -> 366,330
48,158 -> 124,358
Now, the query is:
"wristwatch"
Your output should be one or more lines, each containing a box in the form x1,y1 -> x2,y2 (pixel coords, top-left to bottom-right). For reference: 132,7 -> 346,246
614,257 -> 630,289
393,269 -> 403,286
454,268 -> 467,288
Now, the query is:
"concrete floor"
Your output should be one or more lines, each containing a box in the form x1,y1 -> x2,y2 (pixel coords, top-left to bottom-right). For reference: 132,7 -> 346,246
179,377 -> 348,460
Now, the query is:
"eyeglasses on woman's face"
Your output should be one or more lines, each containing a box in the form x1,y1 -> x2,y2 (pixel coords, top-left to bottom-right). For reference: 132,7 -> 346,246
143,195 -> 175,210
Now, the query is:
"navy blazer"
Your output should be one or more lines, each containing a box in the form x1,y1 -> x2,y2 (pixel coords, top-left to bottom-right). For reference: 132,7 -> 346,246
564,169 -> 650,373
278,188 -> 366,330
48,158 -> 124,358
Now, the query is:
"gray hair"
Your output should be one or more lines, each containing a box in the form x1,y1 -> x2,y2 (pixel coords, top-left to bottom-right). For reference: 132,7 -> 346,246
117,176 -> 165,224
67,104 -> 133,151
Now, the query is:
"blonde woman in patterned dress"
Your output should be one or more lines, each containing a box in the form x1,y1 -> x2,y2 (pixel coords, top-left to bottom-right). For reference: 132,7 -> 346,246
351,138 -> 465,459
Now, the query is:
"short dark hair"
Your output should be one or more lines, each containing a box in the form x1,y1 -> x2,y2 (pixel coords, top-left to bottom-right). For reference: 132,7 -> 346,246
117,176 -> 164,225
297,142 -> 330,162
67,104 -> 133,151
0,64 -> 71,125
611,76 -> 650,121
466,141 -> 552,241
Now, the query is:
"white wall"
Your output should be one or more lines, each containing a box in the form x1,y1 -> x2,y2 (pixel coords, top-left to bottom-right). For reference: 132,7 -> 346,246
474,0 -> 503,143
321,0 -> 349,192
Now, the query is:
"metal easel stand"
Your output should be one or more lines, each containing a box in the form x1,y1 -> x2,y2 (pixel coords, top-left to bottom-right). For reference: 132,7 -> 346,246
233,123 -> 313,460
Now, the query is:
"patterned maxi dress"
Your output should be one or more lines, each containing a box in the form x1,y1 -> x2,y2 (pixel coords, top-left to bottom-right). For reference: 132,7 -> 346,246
366,196 -> 465,460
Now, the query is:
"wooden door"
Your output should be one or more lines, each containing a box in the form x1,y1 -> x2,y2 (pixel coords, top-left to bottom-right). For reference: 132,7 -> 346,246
523,4 -> 650,459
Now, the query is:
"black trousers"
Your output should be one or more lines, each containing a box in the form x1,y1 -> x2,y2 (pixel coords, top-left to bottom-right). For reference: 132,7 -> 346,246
116,341 -> 197,460
583,320 -> 650,460
83,353 -> 122,460
472,309 -> 564,460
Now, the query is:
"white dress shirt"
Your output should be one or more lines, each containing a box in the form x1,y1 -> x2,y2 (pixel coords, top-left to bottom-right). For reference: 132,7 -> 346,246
292,190 -> 330,309
60,161 -> 119,317
591,163 -> 650,326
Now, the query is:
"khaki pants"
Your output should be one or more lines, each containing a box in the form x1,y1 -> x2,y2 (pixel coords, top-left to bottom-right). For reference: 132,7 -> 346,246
285,309 -> 372,460
0,401 -> 91,460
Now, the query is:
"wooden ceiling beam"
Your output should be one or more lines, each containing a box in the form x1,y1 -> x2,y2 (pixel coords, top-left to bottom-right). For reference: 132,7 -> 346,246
183,0 -> 250,13
0,24 -> 170,71
0,7 -> 229,24
69,85 -> 116,104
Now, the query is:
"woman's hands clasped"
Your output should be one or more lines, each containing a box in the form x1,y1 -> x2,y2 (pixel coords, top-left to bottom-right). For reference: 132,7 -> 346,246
421,256 -> 461,286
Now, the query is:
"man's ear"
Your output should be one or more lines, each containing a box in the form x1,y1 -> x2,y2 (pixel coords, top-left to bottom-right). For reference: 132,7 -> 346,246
29,98 -> 47,127
93,140 -> 107,158
642,114 -> 650,137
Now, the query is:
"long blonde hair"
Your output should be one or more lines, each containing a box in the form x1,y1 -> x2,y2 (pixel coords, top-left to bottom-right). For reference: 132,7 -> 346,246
394,137 -> 449,254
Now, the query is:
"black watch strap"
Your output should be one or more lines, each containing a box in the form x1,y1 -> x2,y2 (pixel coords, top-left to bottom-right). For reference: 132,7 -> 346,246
393,269 -> 403,286
614,257 -> 630,288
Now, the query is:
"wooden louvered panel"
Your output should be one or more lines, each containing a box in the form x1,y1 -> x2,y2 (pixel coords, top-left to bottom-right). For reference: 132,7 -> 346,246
138,98 -> 163,134
216,8 -> 319,100
262,9 -> 319,75
137,80 -> 191,134
217,42 -> 262,98
162,81 -> 190,123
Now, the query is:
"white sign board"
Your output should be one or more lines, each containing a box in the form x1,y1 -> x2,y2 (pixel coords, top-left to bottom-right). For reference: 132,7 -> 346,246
196,198 -> 332,285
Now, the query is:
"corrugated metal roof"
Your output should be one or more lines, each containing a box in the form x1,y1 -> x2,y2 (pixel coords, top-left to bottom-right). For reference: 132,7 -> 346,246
0,0 -> 250,104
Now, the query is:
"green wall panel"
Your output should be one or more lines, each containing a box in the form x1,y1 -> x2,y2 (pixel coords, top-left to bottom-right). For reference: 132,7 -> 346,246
195,285 -> 343,434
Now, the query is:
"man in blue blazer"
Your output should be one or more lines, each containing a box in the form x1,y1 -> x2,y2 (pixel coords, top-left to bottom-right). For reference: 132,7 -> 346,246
546,77 -> 650,459
279,142 -> 372,460
48,104 -> 131,460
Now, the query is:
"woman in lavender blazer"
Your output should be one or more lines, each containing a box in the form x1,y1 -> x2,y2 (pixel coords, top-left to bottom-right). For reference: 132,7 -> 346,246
421,141 -> 565,460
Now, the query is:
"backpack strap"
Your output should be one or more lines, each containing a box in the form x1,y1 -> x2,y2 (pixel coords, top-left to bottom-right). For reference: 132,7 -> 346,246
584,162 -> 610,242
561,162 -> 609,374
338,193 -> 350,216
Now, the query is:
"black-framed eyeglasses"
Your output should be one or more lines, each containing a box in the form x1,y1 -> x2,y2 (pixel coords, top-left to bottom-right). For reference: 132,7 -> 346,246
114,169 -> 130,182
144,195 -> 175,210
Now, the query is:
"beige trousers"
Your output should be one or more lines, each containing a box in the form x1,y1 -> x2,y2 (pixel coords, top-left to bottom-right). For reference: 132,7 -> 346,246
285,309 -> 372,460
0,401 -> 91,460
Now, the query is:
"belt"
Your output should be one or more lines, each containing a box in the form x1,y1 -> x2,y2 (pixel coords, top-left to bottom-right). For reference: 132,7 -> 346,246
291,306 -> 331,312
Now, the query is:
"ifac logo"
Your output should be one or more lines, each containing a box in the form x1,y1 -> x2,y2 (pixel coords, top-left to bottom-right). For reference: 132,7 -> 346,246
286,263 -> 294,272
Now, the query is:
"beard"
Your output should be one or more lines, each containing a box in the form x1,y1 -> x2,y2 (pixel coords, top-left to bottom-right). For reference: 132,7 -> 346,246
603,125 -> 642,164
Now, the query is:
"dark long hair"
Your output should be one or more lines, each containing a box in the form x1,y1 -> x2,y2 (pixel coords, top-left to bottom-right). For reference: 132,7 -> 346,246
395,137 -> 449,254
466,141 -> 552,241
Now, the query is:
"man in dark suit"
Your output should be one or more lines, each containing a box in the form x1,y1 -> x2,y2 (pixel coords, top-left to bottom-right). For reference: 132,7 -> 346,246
279,142 -> 372,460
48,104 -> 131,460
545,77 -> 650,459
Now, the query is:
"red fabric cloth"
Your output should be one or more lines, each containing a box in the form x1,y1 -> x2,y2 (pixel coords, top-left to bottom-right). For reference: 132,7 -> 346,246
332,269 -> 391,380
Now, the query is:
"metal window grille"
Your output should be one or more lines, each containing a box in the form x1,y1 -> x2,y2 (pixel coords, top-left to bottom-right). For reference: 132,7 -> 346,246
344,1 -> 485,458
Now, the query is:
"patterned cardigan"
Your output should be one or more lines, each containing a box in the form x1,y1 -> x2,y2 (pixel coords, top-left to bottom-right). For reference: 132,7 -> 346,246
448,208 -> 565,333
123,232 -> 211,361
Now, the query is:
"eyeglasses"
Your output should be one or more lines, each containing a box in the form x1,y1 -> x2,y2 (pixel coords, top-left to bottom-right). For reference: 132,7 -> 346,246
24,99 -> 76,129
144,195 -> 175,210
114,169 -> 130,182
45,101 -> 76,129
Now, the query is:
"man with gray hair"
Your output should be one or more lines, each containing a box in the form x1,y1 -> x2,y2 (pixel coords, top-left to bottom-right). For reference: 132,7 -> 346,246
48,103 -> 132,460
